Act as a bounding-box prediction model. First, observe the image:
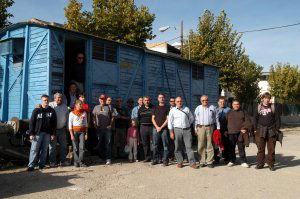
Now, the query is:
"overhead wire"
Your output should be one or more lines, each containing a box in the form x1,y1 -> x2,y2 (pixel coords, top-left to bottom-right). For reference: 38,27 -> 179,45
238,22 -> 300,33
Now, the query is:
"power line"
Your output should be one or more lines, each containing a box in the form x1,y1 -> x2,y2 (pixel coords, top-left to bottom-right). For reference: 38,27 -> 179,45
149,22 -> 300,47
238,22 -> 300,33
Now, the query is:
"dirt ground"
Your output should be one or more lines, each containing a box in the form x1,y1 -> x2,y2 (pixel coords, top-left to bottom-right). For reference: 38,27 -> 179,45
1,127 -> 300,199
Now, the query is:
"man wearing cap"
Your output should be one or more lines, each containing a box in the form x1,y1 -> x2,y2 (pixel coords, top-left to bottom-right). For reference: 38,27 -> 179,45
92,94 -> 117,165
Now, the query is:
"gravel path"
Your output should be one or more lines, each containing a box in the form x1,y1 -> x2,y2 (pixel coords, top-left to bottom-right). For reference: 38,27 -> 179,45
1,129 -> 299,199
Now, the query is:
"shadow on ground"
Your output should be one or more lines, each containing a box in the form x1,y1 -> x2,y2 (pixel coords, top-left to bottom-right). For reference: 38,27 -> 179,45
247,154 -> 300,170
0,169 -> 85,198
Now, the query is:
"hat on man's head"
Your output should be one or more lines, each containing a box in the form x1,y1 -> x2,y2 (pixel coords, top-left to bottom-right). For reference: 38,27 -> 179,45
100,94 -> 107,100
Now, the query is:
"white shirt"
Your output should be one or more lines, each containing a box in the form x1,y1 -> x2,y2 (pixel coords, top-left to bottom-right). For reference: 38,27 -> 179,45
194,105 -> 220,129
68,111 -> 87,130
168,106 -> 194,130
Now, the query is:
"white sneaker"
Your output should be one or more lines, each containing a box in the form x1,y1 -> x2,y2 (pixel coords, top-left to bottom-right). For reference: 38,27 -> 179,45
227,162 -> 234,167
106,159 -> 111,165
241,163 -> 249,168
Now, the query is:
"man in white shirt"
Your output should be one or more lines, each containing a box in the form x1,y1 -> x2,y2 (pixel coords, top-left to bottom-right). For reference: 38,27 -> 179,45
168,96 -> 198,169
194,95 -> 220,168
49,93 -> 70,167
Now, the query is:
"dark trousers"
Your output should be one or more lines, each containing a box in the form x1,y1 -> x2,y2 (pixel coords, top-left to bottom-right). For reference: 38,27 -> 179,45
140,125 -> 152,160
153,128 -> 169,162
255,133 -> 276,167
96,128 -> 112,160
228,133 -> 247,163
220,131 -> 230,162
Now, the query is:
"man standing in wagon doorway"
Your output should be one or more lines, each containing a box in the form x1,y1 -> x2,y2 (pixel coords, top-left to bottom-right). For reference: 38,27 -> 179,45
70,52 -> 85,93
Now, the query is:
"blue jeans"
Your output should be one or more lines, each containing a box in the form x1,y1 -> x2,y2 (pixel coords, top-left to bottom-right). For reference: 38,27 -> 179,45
96,128 -> 112,160
152,128 -> 169,162
49,128 -> 67,164
28,132 -> 50,168
72,132 -> 85,165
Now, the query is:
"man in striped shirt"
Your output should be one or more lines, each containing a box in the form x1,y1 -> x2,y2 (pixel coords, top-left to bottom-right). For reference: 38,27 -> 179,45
194,95 -> 220,168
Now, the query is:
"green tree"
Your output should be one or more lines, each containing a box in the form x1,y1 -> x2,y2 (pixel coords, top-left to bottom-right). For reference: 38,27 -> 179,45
64,0 -> 155,47
184,10 -> 261,103
268,63 -> 300,103
231,55 -> 263,103
0,0 -> 14,29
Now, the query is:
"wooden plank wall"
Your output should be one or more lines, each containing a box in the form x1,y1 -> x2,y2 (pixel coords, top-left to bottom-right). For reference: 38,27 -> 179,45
26,26 -> 49,118
0,28 -> 26,120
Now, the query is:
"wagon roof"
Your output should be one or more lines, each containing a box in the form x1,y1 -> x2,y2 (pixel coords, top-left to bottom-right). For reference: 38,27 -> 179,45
0,20 -> 219,68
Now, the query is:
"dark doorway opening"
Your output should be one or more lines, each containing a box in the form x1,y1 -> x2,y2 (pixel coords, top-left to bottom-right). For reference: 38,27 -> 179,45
64,36 -> 86,94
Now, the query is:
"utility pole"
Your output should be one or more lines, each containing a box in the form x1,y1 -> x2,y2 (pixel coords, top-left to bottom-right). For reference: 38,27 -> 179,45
180,20 -> 183,57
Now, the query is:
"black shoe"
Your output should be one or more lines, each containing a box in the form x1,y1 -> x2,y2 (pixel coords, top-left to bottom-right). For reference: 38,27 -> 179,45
27,167 -> 34,172
143,158 -> 151,163
74,163 -> 80,168
255,165 -> 264,169
162,161 -> 169,167
39,166 -> 45,170
214,159 -> 220,164
269,166 -> 275,171
80,163 -> 88,167
151,161 -> 158,165
199,164 -> 206,168
207,164 -> 214,168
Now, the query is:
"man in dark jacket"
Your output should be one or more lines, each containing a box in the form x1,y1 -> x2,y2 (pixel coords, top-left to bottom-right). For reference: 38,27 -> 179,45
64,83 -> 78,109
27,95 -> 57,171
114,97 -> 130,158
254,92 -> 281,171
226,99 -> 252,168
216,96 -> 231,164
138,96 -> 153,162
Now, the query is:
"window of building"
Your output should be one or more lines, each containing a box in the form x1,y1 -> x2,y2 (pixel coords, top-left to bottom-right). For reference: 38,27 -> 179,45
105,43 -> 117,63
92,41 -> 104,61
192,64 -> 204,80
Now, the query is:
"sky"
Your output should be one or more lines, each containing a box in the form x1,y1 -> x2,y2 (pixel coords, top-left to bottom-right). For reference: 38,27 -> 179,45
8,0 -> 300,71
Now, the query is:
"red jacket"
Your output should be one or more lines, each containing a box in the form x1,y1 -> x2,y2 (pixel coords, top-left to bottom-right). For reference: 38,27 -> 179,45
212,130 -> 224,151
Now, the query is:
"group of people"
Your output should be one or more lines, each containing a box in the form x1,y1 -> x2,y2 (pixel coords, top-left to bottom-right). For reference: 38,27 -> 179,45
27,87 -> 281,172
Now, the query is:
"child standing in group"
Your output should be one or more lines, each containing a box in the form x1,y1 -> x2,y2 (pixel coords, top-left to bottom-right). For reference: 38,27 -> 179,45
127,120 -> 139,163
69,100 -> 88,167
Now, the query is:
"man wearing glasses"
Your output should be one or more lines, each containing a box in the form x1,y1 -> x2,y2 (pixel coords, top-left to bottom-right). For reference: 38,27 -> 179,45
70,52 -> 85,93
169,97 -> 176,109
194,95 -> 220,168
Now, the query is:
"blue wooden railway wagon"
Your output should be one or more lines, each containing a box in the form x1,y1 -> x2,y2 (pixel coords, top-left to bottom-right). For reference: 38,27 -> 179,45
0,20 -> 219,122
